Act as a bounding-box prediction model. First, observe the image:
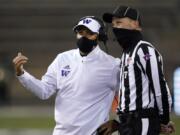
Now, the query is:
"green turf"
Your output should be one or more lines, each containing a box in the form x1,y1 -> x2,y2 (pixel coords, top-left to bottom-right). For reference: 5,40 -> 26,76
0,117 -> 54,129
171,115 -> 180,135
0,115 -> 179,135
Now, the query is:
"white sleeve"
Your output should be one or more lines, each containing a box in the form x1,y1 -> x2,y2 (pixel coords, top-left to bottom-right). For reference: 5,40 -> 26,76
111,58 -> 120,91
17,56 -> 58,100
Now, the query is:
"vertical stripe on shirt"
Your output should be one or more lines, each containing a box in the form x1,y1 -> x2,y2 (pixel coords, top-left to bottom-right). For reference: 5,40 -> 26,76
141,118 -> 149,135
124,54 -> 130,112
155,50 -> 170,123
140,45 -> 157,109
134,58 -> 143,110
119,41 -> 171,119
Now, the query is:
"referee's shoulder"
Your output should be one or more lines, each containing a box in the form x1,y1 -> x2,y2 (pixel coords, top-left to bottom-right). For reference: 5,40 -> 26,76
137,40 -> 157,53
137,40 -> 162,56
139,40 -> 155,49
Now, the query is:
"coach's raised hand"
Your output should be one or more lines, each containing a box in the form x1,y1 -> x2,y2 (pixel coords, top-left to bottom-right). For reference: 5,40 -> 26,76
13,52 -> 28,76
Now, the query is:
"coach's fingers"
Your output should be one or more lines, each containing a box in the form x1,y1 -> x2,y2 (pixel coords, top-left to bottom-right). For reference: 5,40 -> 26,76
103,130 -> 111,135
97,123 -> 108,135
14,57 -> 28,65
13,55 -> 28,65
15,60 -> 28,67
13,57 -> 28,65
13,52 -> 28,62
12,52 -> 28,76
97,128 -> 107,134
13,52 -> 21,63
97,125 -> 107,133
15,60 -> 28,76
18,52 -> 22,56
15,60 -> 27,72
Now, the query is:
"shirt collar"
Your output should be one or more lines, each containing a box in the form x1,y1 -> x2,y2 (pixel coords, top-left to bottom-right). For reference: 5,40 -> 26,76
77,45 -> 100,62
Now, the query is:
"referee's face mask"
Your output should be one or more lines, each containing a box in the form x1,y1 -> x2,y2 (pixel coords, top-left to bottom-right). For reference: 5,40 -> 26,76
103,6 -> 142,49
111,18 -> 141,49
112,27 -> 141,49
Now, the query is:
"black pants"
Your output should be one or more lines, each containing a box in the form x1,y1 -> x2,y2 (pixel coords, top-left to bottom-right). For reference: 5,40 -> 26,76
118,109 -> 160,135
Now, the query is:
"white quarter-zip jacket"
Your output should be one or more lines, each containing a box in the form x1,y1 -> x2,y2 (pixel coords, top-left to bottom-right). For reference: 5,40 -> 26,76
17,46 -> 120,135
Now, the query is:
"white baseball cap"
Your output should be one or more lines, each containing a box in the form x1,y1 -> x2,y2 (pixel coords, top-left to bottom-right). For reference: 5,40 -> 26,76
73,17 -> 101,34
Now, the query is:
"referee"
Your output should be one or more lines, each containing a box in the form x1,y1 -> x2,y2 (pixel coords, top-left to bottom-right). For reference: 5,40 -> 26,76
97,6 -> 175,135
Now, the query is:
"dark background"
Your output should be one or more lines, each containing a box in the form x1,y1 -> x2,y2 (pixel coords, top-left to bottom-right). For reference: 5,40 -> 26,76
0,0 -> 179,106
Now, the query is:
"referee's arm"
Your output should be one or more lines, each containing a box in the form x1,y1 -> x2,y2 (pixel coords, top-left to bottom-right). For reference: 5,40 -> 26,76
137,44 -> 172,125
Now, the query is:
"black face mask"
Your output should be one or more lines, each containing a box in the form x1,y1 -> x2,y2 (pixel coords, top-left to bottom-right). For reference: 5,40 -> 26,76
112,28 -> 142,50
77,37 -> 97,54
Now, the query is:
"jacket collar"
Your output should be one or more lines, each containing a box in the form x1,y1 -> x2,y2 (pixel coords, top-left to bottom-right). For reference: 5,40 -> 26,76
77,45 -> 100,62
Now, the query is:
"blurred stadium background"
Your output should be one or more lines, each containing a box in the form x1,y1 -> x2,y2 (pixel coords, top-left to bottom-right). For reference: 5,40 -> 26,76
0,0 -> 180,134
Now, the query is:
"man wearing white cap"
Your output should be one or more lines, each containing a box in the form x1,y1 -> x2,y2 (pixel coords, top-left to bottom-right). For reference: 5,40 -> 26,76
12,16 -> 120,135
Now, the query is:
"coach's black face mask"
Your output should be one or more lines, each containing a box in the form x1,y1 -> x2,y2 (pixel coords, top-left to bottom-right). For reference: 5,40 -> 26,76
77,37 -> 97,54
113,28 -> 142,50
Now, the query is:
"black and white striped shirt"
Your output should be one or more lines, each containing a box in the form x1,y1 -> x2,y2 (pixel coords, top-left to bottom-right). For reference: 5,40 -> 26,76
118,40 -> 172,124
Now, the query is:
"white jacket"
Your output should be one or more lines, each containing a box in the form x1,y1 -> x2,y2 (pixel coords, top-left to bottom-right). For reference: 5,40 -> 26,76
18,46 -> 120,135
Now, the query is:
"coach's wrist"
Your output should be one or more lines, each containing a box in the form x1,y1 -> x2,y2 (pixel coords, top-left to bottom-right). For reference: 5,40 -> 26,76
16,70 -> 24,76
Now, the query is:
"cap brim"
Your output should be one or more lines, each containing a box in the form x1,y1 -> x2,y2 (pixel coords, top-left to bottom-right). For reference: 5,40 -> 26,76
73,25 -> 97,34
103,13 -> 113,23
73,25 -> 82,32
73,17 -> 101,33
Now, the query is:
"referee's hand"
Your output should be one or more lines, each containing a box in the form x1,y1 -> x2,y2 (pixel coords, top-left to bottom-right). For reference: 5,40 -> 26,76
13,52 -> 28,76
160,121 -> 175,135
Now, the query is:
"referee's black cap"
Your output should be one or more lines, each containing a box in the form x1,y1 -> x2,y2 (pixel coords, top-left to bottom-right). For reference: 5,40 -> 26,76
103,6 -> 142,26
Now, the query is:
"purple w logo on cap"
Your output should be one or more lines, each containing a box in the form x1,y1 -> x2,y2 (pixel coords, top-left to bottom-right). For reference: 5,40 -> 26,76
83,19 -> 92,24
